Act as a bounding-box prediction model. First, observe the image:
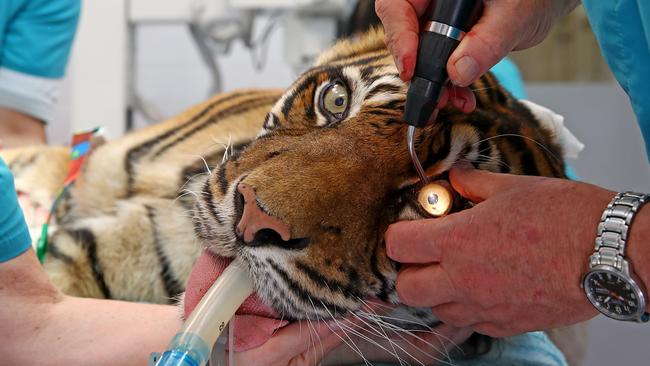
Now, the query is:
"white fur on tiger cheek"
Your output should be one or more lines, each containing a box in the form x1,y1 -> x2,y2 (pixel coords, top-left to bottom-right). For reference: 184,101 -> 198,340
520,100 -> 584,159
195,174 -> 242,258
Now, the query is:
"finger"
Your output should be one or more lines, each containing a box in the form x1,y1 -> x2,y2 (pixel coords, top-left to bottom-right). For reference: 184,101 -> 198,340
430,302 -> 483,328
445,85 -> 476,113
472,322 -> 516,338
295,330 -> 347,366
243,321 -> 339,363
385,219 -> 444,263
396,264 -> 456,307
448,166 -> 523,203
375,0 -> 429,80
447,2 -> 526,86
431,323 -> 474,350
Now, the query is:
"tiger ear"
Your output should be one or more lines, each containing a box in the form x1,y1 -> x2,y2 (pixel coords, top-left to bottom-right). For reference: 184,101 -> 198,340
314,27 -> 387,66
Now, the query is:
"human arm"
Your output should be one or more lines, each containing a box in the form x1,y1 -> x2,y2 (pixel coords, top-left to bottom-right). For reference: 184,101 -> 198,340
0,248 -> 182,366
0,107 -> 46,148
386,167 -> 650,337
0,0 -> 80,147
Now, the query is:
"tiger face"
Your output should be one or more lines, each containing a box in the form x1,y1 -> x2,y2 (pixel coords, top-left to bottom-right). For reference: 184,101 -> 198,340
192,29 -> 565,321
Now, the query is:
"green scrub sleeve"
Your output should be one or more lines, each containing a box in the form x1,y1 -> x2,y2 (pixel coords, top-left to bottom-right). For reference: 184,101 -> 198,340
0,158 -> 32,262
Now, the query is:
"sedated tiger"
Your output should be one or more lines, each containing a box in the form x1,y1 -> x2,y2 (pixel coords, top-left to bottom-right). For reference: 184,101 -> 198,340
2,27 -> 582,363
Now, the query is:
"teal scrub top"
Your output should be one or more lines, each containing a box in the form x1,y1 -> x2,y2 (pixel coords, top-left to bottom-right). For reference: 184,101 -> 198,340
0,158 -> 31,262
583,0 -> 650,160
0,0 -> 80,78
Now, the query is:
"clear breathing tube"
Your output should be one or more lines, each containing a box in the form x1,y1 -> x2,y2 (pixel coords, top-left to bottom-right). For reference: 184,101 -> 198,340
152,260 -> 254,366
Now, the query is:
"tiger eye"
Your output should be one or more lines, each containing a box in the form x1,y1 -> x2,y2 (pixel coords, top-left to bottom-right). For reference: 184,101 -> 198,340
322,83 -> 349,117
417,181 -> 453,217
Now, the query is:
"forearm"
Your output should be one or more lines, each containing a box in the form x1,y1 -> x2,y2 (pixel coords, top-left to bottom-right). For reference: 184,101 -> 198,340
627,204 -> 650,312
4,296 -> 181,366
42,297 -> 181,366
0,107 -> 47,148
0,250 -> 182,365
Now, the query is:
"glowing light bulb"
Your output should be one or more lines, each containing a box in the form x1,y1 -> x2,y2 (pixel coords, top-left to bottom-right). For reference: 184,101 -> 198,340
417,181 -> 453,217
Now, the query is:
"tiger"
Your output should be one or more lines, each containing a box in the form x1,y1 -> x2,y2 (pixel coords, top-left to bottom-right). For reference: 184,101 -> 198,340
1,27 -> 586,364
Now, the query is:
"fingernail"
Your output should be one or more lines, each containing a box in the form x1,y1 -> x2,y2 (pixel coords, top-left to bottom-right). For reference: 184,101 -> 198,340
457,97 -> 468,112
393,55 -> 404,79
453,56 -> 479,86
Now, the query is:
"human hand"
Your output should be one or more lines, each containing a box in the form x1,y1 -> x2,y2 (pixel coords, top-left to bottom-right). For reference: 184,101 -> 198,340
375,0 -> 579,111
385,167 -> 611,337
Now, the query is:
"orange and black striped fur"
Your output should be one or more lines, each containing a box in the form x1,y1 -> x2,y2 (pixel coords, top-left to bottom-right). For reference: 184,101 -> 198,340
190,28 -> 565,322
2,28 -> 569,358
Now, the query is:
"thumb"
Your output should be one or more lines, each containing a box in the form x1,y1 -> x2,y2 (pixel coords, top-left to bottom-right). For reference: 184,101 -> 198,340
446,2 -> 533,87
449,166 -> 521,203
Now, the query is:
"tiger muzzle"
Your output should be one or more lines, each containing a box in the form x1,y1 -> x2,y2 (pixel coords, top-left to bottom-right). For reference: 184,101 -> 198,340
235,182 -> 310,250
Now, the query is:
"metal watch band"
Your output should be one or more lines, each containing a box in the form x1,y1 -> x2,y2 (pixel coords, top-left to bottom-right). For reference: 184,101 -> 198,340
589,192 -> 649,270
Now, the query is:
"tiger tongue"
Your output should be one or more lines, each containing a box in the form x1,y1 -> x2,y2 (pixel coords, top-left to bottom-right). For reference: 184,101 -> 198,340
183,250 -> 288,352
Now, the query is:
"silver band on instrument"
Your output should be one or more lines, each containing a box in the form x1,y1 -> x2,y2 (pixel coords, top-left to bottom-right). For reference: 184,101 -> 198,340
423,21 -> 466,41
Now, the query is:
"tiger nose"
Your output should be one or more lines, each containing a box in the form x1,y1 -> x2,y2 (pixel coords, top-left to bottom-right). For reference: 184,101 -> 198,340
236,183 -> 291,245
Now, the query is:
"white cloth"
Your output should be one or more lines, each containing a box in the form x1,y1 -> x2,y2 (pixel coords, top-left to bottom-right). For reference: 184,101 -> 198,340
0,67 -> 60,123
520,99 -> 585,159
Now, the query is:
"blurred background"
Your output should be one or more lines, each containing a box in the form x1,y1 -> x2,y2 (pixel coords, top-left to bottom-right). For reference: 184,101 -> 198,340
48,1 -> 649,365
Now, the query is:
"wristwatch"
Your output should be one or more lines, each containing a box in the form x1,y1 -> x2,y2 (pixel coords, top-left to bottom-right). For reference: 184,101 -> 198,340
582,192 -> 650,322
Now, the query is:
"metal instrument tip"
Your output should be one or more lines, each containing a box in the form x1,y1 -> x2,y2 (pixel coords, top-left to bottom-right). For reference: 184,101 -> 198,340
407,125 -> 429,185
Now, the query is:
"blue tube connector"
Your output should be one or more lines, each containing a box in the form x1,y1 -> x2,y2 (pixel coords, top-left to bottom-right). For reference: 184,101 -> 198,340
151,333 -> 210,366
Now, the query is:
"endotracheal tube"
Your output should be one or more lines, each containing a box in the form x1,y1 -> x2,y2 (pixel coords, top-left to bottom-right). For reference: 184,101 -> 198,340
152,259 -> 254,366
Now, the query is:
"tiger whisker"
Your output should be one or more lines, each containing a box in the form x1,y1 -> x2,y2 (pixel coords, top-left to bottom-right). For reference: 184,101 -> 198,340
474,154 -> 512,170
316,281 -> 408,363
346,320 -> 430,366
351,300 -> 403,365
339,316 -> 418,366
469,85 -> 498,92
307,298 -> 371,366
304,305 -> 319,365
355,298 -> 432,330
175,189 -> 200,202
354,313 -> 460,349
462,154 -> 511,171
473,133 -> 562,163
355,312 -> 455,365
208,135 -> 234,164
186,154 -> 213,176
347,312 -> 409,366
353,298 -> 452,364
314,312 -> 330,363
313,282 -> 389,363
354,298 -> 417,366
322,318 -> 373,366
353,298 -> 462,357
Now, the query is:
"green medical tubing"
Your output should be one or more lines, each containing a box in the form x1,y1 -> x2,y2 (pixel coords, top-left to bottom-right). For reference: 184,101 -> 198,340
153,259 -> 254,366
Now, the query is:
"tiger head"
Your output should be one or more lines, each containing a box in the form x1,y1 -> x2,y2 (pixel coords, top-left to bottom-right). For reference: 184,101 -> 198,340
192,29 -> 564,321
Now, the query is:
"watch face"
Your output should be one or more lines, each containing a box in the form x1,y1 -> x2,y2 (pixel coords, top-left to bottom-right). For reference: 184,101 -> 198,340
584,269 -> 644,320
